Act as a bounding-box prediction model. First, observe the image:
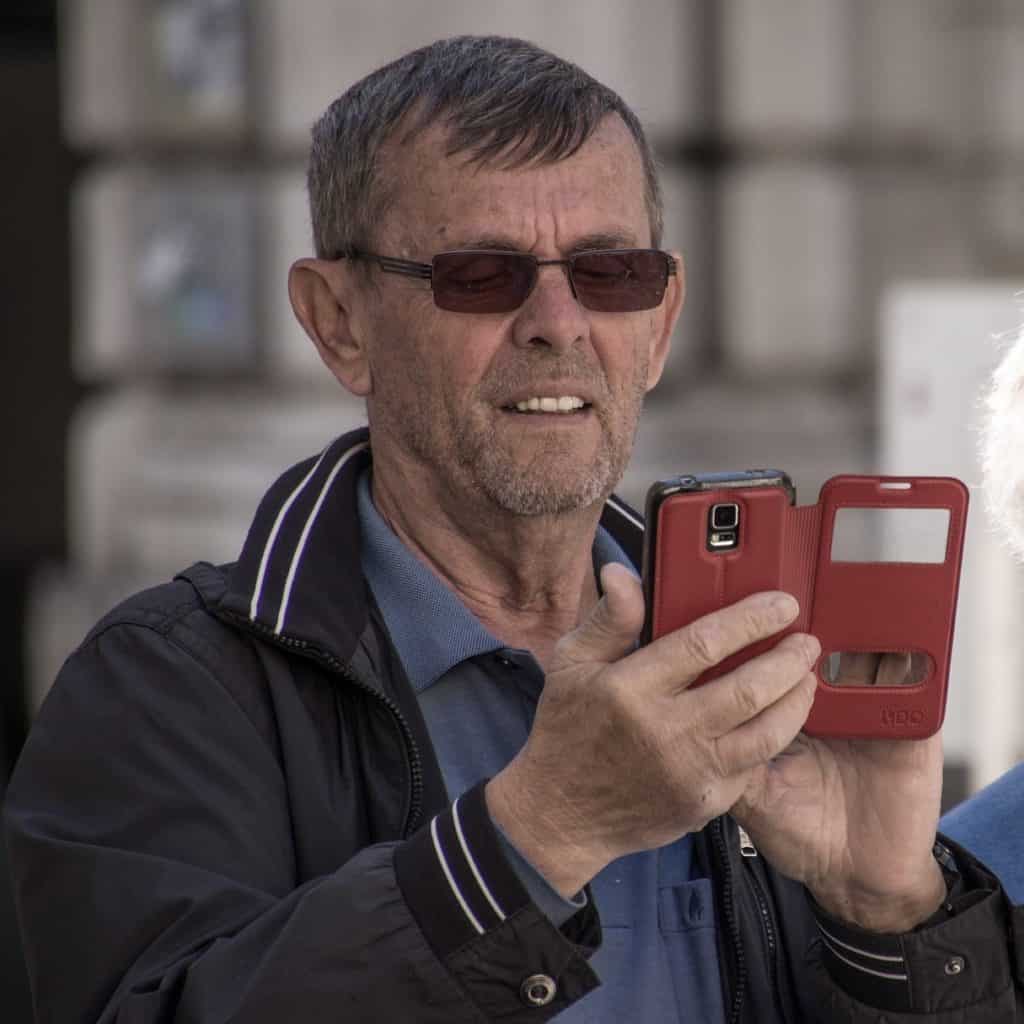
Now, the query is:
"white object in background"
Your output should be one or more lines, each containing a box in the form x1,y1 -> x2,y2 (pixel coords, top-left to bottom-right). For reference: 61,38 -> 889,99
719,163 -> 858,377
718,0 -> 853,144
74,165 -> 258,379
62,0 -> 249,146
880,282 -> 1024,791
256,0 -> 703,149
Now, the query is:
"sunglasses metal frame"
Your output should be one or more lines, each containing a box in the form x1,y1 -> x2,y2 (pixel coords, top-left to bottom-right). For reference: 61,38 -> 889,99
340,247 -> 677,312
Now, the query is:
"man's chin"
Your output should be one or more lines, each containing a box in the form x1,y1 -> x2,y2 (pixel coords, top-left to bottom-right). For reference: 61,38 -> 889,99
468,456 -> 618,517
453,418 -> 631,516
493,492 -> 603,518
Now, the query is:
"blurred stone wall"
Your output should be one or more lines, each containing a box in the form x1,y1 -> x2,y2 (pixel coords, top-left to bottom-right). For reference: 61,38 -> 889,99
30,0 -> 1024,793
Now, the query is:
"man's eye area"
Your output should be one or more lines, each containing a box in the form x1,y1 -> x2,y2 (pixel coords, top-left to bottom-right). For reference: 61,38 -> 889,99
438,255 -> 513,285
573,254 -> 636,282
449,272 -> 511,291
575,266 -> 632,282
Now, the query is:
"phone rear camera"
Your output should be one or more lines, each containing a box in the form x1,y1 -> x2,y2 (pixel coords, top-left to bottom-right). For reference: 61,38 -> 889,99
711,503 -> 739,530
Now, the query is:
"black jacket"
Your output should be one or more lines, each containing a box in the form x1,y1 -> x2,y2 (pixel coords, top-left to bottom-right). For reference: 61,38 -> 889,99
6,428 -> 1023,1022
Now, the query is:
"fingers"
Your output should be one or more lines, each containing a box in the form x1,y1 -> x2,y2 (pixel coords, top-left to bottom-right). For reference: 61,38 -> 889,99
833,651 -> 916,687
875,652 -> 913,687
714,671 -> 817,774
699,632 -> 821,737
627,591 -> 801,693
833,651 -> 883,686
551,563 -> 645,671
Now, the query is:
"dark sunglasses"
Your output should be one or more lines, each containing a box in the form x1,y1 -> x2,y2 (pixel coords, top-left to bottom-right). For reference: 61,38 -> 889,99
341,247 -> 677,314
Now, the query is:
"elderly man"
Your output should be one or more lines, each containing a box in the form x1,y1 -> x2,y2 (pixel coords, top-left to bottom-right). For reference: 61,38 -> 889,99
6,36 -> 1023,1023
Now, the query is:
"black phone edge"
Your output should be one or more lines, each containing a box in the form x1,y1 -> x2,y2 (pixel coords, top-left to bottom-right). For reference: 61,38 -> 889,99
639,469 -> 796,646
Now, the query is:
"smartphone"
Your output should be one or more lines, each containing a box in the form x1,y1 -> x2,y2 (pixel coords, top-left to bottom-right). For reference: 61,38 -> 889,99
640,470 -> 968,739
641,470 -> 798,685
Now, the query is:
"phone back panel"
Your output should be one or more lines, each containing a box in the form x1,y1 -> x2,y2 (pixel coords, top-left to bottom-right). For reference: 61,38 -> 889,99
648,485 -> 794,684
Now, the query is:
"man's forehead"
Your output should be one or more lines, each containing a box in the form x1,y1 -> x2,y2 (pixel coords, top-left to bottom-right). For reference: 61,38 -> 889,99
409,115 -> 640,178
380,115 -> 649,246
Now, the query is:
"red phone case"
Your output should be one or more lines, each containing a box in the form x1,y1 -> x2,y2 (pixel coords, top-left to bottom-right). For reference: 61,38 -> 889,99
645,475 -> 968,739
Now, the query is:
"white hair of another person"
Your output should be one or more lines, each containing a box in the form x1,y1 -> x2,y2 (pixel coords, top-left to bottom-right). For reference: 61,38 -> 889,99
981,321 -> 1024,559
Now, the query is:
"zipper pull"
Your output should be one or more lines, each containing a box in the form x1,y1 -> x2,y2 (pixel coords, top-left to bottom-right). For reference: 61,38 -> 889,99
738,825 -> 757,858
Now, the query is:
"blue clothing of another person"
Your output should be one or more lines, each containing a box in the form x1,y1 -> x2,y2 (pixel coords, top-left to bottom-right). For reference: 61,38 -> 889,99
356,470 -> 725,1023
942,763 -> 1024,902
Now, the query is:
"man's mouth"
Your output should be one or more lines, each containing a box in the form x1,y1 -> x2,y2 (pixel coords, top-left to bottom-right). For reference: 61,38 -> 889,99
504,395 -> 590,414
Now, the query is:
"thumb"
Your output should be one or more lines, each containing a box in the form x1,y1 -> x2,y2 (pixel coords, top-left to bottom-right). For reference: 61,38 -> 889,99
552,563 -> 646,671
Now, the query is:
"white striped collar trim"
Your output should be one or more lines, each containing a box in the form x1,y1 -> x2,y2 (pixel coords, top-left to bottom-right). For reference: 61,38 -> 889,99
249,441 -> 636,635
249,440 -> 369,633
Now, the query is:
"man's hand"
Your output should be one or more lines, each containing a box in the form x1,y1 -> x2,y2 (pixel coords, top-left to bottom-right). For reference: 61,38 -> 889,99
486,563 -> 818,898
733,655 -> 947,933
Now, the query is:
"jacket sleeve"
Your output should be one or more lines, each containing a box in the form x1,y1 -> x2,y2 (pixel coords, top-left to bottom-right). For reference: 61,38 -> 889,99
3,619 -> 599,1023
806,838 -> 1024,1021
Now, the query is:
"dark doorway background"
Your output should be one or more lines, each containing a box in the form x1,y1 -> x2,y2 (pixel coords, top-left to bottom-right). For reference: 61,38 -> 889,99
1,2 -> 73,1018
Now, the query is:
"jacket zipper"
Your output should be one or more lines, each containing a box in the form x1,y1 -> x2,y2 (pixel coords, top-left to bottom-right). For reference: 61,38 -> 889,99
744,857 -> 787,1022
224,613 -> 426,837
712,818 -> 747,1024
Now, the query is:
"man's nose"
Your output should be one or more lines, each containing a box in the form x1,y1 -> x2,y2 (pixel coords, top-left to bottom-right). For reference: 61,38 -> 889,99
510,263 -> 588,353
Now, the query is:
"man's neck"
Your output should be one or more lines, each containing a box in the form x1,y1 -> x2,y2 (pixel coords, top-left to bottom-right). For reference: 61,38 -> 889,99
370,464 -> 604,671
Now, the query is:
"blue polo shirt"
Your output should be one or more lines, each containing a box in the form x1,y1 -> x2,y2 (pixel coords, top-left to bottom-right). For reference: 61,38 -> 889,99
357,471 -> 724,1022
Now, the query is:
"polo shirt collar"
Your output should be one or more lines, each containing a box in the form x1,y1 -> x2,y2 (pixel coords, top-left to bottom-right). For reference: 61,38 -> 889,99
356,469 -> 635,694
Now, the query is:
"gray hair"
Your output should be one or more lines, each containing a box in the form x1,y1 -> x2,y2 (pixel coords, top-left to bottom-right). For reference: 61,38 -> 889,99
307,35 -> 663,260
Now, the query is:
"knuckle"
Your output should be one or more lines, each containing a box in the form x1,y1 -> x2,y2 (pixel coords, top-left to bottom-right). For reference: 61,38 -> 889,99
684,621 -> 725,669
705,737 -> 732,782
740,599 -> 779,644
742,607 -> 770,643
732,678 -> 762,720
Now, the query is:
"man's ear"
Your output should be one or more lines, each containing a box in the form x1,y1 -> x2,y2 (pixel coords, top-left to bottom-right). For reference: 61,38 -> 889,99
288,258 -> 372,396
644,250 -> 685,392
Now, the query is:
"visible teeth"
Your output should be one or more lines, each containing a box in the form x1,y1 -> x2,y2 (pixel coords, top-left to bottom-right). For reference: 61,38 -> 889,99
513,396 -> 586,413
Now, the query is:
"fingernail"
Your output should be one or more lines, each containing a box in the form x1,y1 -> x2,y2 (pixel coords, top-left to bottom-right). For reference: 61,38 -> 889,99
770,593 -> 799,623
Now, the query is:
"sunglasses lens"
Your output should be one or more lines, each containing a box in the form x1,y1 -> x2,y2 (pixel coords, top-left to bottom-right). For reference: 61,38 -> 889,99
431,253 -> 535,313
571,250 -> 669,312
